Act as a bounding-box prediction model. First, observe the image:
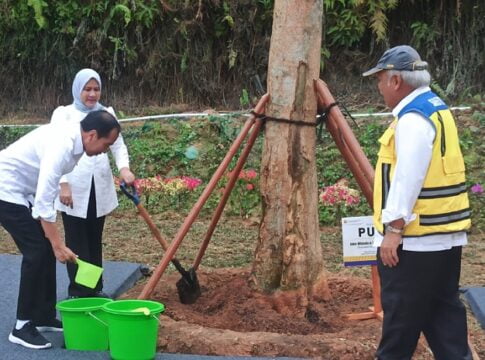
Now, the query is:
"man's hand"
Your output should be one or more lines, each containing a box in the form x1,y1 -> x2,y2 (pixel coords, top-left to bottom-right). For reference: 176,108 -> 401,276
380,232 -> 402,267
59,182 -> 73,208
40,220 -> 77,263
119,167 -> 135,185
52,243 -> 77,264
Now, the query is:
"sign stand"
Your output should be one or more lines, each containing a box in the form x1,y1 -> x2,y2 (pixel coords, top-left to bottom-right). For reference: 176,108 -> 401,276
345,265 -> 382,320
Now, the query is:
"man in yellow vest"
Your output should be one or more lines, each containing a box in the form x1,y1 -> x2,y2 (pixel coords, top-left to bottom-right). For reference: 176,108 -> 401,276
363,45 -> 472,359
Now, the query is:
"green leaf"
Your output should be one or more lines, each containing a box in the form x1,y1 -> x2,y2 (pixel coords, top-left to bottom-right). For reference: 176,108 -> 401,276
27,0 -> 48,29
111,4 -> 132,26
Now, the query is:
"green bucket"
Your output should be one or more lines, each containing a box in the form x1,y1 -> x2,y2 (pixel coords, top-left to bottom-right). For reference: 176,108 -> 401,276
102,300 -> 165,360
56,297 -> 112,351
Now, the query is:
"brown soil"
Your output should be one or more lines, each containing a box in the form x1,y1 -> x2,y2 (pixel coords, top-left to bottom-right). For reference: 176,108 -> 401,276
123,267 -> 436,359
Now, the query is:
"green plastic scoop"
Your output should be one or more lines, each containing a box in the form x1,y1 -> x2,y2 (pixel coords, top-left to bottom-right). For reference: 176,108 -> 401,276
75,258 -> 103,289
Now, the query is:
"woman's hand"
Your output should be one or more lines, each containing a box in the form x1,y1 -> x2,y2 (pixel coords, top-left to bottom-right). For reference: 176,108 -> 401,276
119,167 -> 135,185
59,182 -> 73,208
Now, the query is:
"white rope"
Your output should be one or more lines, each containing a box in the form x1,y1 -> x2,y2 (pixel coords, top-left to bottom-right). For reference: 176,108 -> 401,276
0,106 -> 472,128
118,112 -> 230,123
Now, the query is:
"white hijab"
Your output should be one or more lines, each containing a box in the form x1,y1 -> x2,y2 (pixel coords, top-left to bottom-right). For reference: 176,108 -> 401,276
72,68 -> 106,113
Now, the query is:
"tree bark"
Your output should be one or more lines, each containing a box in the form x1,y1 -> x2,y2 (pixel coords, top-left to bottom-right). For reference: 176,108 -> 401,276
251,0 -> 330,316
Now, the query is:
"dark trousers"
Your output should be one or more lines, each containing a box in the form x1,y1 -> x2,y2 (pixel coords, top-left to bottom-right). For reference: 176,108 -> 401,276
376,245 -> 472,360
63,179 -> 105,297
0,200 -> 57,322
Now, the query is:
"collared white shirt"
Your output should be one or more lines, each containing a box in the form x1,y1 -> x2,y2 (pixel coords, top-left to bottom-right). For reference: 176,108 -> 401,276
50,105 -> 129,218
0,122 -> 84,222
373,86 -> 467,251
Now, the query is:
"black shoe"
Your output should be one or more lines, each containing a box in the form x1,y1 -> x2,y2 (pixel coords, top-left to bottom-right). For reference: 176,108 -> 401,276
8,322 -> 52,349
32,318 -> 63,332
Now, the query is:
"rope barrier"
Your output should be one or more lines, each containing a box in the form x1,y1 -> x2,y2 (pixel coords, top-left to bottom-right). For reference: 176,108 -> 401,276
0,106 -> 472,128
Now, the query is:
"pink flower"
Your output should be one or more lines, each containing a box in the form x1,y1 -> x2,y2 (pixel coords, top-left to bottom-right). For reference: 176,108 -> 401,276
245,169 -> 258,179
319,178 -> 361,207
228,169 -> 258,181
246,183 -> 254,190
471,183 -> 484,194
181,176 -> 203,190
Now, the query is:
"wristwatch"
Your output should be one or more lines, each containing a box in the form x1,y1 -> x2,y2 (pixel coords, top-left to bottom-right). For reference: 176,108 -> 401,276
386,224 -> 403,234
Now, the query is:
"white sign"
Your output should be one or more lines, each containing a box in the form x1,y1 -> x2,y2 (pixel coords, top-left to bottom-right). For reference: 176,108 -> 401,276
341,216 -> 377,267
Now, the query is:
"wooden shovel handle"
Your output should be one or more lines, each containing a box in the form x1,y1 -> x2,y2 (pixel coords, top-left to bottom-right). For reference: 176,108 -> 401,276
136,203 -> 170,251
136,203 -> 189,276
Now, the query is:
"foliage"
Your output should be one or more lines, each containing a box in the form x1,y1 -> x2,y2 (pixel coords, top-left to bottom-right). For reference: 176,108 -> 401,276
388,0 -> 484,99
220,169 -> 260,218
323,0 -> 397,47
239,89 -> 250,108
318,178 -> 362,225
0,0 -> 274,115
2,0 -> 481,116
0,126 -> 34,150
113,115 -> 264,217
469,183 -> 485,231
116,175 -> 203,212
410,21 -> 439,50
0,111 -> 482,228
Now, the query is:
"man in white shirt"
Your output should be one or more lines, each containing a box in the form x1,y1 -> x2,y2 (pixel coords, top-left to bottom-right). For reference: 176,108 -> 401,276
363,46 -> 472,359
0,110 -> 121,350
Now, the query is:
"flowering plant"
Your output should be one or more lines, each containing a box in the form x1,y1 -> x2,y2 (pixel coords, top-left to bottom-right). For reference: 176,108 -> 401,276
219,168 -> 260,217
319,178 -> 361,224
319,178 -> 360,206
469,183 -> 484,230
115,175 -> 202,210
470,183 -> 484,195
134,176 -> 202,195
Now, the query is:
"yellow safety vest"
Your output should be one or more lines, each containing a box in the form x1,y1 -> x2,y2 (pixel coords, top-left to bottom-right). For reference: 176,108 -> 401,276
373,91 -> 471,237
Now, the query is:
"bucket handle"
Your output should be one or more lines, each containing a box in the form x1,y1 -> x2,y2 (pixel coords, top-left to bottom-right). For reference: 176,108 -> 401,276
87,311 -> 108,327
152,314 -> 163,326
86,311 -> 163,327
87,311 -> 162,327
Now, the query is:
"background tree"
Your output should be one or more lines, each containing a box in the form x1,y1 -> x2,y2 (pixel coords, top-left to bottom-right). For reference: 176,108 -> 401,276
250,0 -> 330,317
1,1 -> 482,118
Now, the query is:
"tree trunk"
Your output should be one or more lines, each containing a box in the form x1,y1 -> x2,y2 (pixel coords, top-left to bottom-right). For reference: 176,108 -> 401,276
250,0 -> 330,316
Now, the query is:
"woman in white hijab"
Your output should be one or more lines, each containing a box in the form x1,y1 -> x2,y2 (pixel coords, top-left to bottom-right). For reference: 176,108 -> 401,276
51,68 -> 135,298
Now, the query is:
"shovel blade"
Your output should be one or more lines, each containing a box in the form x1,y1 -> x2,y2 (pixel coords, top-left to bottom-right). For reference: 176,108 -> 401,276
176,267 -> 201,304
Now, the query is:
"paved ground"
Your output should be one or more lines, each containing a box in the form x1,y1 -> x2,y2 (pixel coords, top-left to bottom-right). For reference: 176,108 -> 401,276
0,254 -> 298,360
464,287 -> 485,330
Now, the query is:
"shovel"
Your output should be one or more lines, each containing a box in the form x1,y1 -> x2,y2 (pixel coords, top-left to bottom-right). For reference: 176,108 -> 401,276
119,183 -> 201,304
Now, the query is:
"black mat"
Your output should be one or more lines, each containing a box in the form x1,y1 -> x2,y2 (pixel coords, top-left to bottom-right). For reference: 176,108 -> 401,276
463,287 -> 485,330
0,254 -> 295,360
0,254 -> 143,358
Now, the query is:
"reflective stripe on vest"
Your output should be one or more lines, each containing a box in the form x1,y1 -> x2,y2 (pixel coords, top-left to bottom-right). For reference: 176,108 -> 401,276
418,182 -> 467,199
419,208 -> 471,226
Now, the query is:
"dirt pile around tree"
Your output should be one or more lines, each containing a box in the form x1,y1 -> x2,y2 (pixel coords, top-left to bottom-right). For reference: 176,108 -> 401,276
124,267 -> 434,359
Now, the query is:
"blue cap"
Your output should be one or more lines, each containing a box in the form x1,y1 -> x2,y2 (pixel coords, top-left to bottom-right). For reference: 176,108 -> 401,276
362,45 -> 428,76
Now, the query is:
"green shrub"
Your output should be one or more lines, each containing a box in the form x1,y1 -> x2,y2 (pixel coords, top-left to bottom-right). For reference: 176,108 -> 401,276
0,113 -> 481,227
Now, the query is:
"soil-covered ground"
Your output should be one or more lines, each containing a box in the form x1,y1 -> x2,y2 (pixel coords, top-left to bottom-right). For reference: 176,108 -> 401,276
1,211 -> 484,359
122,266 -> 482,359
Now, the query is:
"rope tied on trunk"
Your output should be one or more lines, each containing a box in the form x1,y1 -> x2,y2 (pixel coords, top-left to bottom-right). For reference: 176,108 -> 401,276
250,101 -> 339,142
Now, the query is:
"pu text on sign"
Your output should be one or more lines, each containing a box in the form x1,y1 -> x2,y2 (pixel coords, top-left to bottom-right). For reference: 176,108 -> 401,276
342,216 -> 377,267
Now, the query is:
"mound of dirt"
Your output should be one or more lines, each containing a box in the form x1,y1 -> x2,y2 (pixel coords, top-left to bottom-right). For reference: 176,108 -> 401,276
123,267 -> 433,359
